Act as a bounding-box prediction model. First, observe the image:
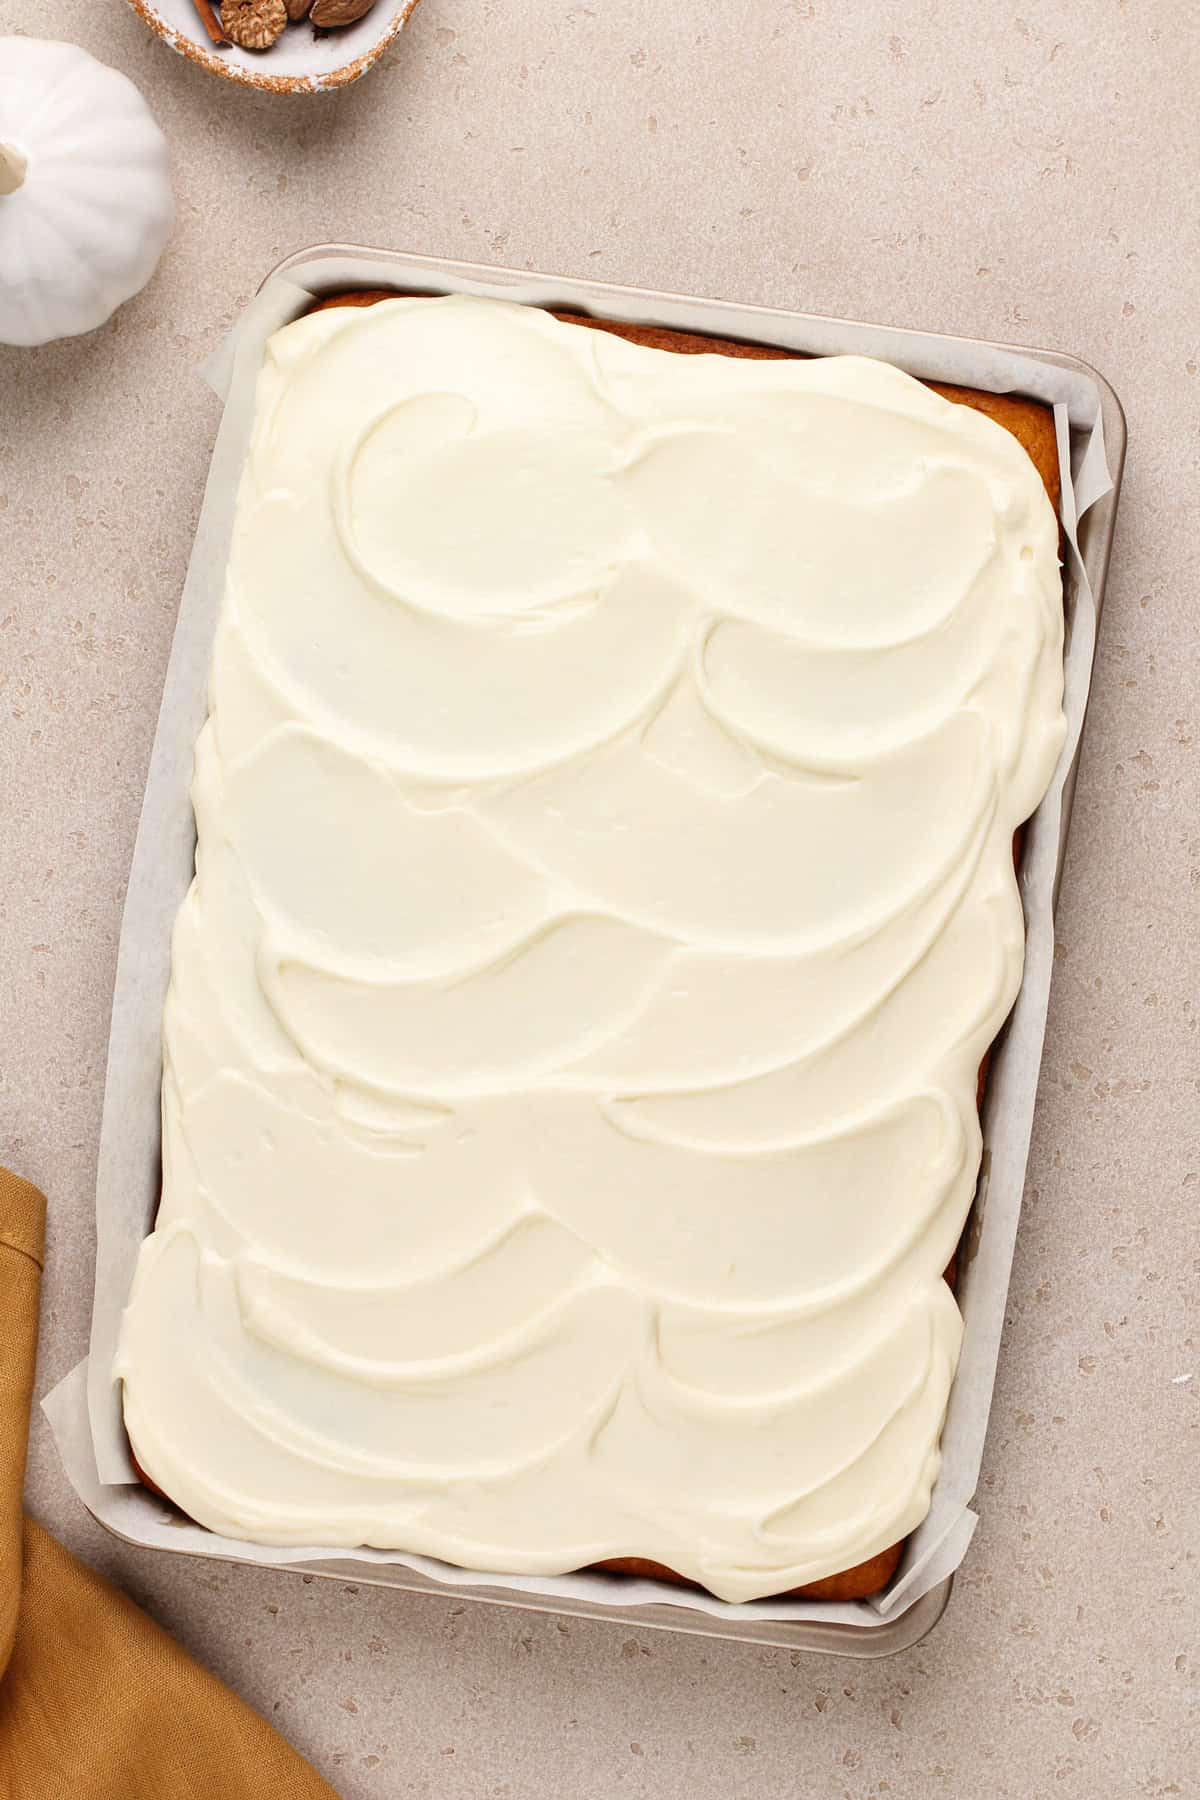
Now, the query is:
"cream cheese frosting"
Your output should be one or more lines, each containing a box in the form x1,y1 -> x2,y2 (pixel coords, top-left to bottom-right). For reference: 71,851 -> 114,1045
114,296 -> 1066,1602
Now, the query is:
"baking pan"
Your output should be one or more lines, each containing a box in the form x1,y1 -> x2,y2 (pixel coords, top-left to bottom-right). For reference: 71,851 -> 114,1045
44,245 -> 1126,1657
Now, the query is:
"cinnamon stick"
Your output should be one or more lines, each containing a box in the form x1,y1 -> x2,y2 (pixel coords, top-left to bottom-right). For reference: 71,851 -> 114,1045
190,0 -> 230,44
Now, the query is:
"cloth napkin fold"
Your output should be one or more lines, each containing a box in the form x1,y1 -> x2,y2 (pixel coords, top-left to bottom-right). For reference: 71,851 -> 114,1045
0,1166 -> 337,1798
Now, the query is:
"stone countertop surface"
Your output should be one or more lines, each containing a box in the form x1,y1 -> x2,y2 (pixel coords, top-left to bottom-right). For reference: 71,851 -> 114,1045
2,0 -> 1197,1794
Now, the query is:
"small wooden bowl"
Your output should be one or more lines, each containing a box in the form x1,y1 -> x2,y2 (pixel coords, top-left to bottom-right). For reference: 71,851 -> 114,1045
124,0 -> 422,93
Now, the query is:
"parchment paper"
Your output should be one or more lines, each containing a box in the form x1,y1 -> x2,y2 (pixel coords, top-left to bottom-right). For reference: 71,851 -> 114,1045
43,249 -> 1120,1645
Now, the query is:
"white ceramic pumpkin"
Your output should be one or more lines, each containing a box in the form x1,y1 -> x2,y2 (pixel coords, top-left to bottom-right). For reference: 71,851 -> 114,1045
0,39 -> 174,348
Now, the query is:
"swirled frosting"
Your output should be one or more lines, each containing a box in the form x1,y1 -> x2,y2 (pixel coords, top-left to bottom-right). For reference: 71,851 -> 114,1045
115,296 -> 1065,1602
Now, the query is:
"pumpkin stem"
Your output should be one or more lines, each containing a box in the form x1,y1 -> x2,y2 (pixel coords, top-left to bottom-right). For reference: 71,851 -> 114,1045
0,143 -> 28,197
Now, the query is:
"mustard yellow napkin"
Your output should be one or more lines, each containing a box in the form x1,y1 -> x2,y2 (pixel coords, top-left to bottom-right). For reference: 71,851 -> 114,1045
0,1166 -> 338,1798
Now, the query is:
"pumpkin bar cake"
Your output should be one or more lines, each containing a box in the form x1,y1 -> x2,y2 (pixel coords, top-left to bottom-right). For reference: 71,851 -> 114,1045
115,294 -> 1065,1604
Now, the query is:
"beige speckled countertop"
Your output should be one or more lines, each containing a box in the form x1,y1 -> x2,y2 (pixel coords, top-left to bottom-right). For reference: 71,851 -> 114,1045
2,1 -> 1197,1794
